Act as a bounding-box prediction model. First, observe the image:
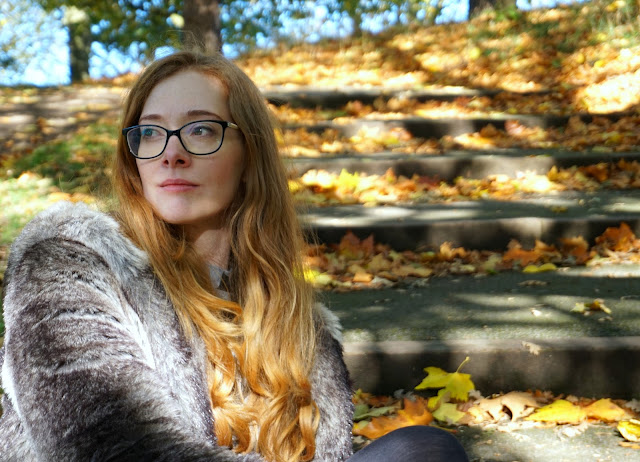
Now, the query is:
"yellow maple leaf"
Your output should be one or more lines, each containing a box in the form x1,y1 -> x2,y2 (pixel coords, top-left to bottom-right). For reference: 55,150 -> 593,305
433,402 -> 466,424
584,398 -> 630,422
572,298 -> 612,315
415,357 -> 474,402
427,388 -> 450,410
522,262 -> 557,273
619,419 -> 640,442
527,399 -> 585,424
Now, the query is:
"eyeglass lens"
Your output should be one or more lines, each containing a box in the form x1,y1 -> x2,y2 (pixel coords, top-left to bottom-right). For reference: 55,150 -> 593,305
127,121 -> 225,158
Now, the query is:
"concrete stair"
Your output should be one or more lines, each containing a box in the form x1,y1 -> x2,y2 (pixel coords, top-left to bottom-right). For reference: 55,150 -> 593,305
267,85 -> 640,400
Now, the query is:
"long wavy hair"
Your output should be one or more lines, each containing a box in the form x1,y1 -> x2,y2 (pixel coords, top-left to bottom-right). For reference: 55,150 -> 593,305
111,51 -> 319,462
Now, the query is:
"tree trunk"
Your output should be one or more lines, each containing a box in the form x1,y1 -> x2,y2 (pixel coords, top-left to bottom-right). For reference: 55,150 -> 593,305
468,0 -> 485,18
343,0 -> 362,37
183,0 -> 222,54
65,7 -> 91,83
468,0 -> 518,18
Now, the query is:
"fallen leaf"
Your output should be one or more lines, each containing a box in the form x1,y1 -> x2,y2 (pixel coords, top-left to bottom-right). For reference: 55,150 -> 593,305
559,236 -> 592,264
353,403 -> 397,421
618,419 -> 640,442
595,222 -> 639,252
433,402 -> 466,424
522,262 -> 557,273
503,243 -> 541,266
415,357 -> 474,402
572,298 -> 612,315
584,398 -> 630,422
477,391 -> 540,421
522,341 -> 542,355
527,397 -> 629,425
352,397 -> 433,440
527,399 -> 585,424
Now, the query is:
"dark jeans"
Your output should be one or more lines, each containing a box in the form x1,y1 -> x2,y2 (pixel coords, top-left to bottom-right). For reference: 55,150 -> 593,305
348,425 -> 469,462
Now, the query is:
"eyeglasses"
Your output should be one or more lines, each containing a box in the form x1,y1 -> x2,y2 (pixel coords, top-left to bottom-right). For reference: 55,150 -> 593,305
122,119 -> 239,159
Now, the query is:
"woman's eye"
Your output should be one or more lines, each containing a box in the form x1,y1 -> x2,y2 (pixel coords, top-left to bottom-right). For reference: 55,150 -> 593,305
141,127 -> 161,138
186,122 -> 222,138
193,127 -> 211,136
190,124 -> 214,136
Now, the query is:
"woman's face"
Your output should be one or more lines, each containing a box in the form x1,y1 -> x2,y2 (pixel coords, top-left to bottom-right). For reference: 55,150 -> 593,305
135,70 -> 245,236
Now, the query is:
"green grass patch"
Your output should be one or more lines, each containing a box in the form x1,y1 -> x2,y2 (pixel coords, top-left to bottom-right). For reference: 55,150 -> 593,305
2,119 -> 117,195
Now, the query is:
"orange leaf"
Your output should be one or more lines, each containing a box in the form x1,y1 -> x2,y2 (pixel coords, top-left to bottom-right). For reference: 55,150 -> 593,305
581,163 -> 609,182
503,241 -> 541,266
338,231 -> 363,258
595,223 -> 639,252
438,242 -> 468,261
352,270 -> 374,283
338,232 -> 375,258
559,236 -> 591,264
353,397 -> 433,440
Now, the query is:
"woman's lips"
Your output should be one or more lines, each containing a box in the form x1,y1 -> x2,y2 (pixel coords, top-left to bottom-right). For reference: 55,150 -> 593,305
159,179 -> 198,192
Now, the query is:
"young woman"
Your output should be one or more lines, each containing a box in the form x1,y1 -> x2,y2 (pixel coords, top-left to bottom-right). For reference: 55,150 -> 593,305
0,51 -> 468,462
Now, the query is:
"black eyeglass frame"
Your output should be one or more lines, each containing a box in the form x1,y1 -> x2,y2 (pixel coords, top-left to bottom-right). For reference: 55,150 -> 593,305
122,119 -> 240,159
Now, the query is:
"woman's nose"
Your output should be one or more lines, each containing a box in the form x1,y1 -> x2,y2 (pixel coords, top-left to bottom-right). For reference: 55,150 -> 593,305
162,133 -> 192,167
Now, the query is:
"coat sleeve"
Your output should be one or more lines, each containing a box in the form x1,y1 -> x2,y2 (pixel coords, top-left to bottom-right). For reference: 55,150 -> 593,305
1,236 -> 263,462
310,305 -> 354,461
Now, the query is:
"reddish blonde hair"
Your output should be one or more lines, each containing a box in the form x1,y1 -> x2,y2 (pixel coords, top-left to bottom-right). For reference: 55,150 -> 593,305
112,51 -> 319,461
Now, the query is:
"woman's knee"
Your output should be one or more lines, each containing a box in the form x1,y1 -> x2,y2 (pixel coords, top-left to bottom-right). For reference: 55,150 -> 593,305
390,425 -> 467,456
351,425 -> 468,462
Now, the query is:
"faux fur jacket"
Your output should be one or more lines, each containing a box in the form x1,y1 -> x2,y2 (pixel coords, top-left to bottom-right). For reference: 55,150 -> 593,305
0,202 -> 354,461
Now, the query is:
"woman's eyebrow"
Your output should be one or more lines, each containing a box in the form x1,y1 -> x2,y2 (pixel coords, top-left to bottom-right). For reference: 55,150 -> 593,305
138,113 -> 163,123
187,109 -> 224,119
138,110 -> 225,124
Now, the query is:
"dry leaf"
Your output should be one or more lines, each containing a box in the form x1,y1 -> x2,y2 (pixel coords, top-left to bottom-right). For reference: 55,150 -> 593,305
477,391 -> 540,421
433,402 -> 466,424
527,399 -> 585,424
521,341 -> 542,355
522,263 -> 557,273
572,299 -> 612,315
595,222 -> 639,252
584,398 -> 630,422
619,419 -> 640,442
528,398 -> 629,425
352,397 -> 433,440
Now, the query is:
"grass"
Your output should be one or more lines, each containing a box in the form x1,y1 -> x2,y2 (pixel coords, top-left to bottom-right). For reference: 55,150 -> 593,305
2,120 -> 116,194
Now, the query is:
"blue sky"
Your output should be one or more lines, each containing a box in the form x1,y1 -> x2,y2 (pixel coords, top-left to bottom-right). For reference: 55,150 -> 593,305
2,0 -> 578,87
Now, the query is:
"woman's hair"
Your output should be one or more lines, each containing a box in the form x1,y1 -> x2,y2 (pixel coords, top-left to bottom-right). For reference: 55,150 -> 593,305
112,51 -> 319,462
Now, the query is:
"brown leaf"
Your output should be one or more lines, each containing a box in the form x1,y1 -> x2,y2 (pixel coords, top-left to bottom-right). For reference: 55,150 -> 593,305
353,398 -> 433,440
477,391 -> 540,421
595,223 -> 639,252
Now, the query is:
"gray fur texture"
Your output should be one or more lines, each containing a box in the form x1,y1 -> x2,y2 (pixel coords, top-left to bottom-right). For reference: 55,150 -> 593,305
0,202 -> 353,461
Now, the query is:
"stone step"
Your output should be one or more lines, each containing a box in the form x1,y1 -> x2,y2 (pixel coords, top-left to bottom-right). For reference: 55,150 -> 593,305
263,85 -> 535,108
287,149 -> 640,181
329,263 -> 640,398
282,112 -> 631,140
300,189 -> 640,250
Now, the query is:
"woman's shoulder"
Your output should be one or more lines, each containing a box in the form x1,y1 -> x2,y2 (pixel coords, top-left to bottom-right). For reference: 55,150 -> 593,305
313,302 -> 343,344
7,201 -> 148,278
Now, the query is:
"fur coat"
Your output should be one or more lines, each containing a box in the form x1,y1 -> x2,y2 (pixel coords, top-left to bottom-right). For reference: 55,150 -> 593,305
0,202 -> 354,461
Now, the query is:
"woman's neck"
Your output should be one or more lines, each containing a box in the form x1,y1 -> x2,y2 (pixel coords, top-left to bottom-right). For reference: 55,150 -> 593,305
186,226 -> 231,269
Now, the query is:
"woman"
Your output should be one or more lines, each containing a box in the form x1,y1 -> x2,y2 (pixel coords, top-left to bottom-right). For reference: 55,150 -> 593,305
0,51 -> 468,461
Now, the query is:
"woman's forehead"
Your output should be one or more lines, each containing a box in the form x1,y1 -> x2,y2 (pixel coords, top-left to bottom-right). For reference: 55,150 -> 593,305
141,71 -> 231,121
